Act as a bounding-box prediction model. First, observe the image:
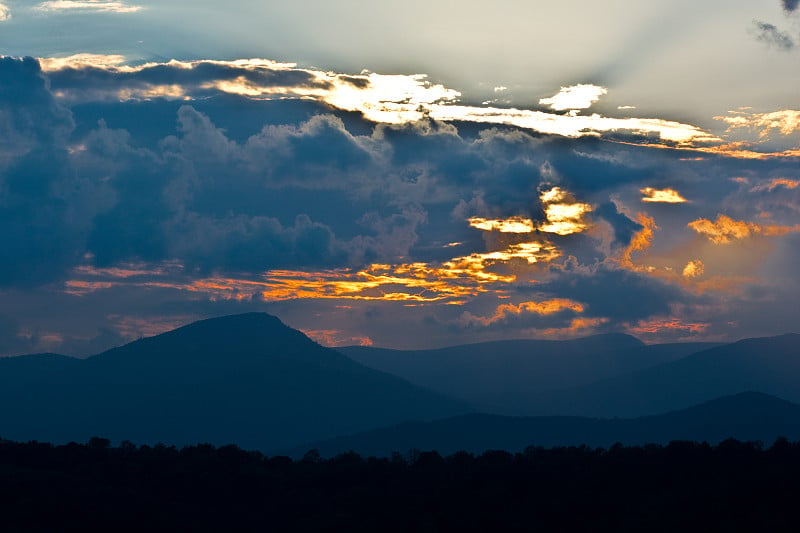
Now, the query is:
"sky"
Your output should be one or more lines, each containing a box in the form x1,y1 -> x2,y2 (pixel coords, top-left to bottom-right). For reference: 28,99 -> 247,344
0,0 -> 798,354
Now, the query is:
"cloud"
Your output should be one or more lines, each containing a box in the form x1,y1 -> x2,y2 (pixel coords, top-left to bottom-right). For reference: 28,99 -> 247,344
38,57 -> 720,145
640,187 -> 687,203
715,109 -> 800,137
534,266 -> 688,324
751,21 -> 795,50
456,299 -> 585,328
749,178 -> 800,192
468,216 -> 536,233
538,187 -> 592,235
688,214 -> 800,243
34,1 -> 142,13
1,55 -> 799,348
783,0 -> 799,13
0,3 -> 10,21
302,329 -> 373,347
539,84 -> 608,111
682,260 -> 705,278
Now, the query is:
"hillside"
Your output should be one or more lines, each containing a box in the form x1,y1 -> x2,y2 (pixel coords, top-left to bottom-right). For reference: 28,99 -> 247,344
339,336 -> 721,413
0,313 -> 469,451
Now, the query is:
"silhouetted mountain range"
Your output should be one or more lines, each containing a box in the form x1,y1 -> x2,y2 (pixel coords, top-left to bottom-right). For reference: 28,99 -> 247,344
531,333 -> 800,417
339,336 -> 722,413
0,313 -> 468,451
3,314 -> 799,455
297,392 -> 800,457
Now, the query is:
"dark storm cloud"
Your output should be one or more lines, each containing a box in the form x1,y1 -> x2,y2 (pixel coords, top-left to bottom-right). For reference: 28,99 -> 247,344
533,266 -> 689,324
0,57 -> 102,286
752,21 -> 796,50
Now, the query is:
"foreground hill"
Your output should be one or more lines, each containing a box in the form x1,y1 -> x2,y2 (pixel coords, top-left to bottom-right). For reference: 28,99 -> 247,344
339,336 -> 721,413
532,333 -> 800,417
297,392 -> 800,457
0,313 -> 469,451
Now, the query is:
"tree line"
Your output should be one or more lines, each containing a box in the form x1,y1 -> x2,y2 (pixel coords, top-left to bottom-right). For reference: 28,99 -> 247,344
1,436 -> 799,531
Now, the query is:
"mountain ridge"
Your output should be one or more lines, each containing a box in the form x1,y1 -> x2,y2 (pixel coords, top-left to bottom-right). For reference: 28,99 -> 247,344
0,312 -> 470,451
295,391 -> 800,457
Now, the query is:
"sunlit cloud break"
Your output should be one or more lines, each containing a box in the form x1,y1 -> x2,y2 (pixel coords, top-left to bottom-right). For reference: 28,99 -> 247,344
38,56 -> 720,145
0,3 -> 11,21
641,187 -> 688,203
539,84 -> 608,111
468,216 -> 536,233
35,1 -> 142,14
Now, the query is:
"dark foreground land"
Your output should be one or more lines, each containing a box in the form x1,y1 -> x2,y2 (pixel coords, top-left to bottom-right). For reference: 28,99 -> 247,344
2,437 -> 800,532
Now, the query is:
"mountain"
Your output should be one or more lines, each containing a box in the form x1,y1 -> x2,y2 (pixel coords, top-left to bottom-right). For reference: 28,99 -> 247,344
532,333 -> 800,418
0,313 -> 469,451
296,392 -> 800,457
338,336 -> 722,414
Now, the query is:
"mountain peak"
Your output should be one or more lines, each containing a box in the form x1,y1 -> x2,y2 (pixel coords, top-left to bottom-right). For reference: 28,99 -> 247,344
91,312 -> 330,365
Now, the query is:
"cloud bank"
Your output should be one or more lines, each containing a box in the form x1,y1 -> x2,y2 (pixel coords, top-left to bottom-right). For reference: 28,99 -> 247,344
0,55 -> 798,353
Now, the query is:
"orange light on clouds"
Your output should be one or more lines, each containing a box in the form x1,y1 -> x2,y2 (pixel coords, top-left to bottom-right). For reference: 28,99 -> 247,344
750,178 -> 800,192
536,317 -> 609,339
682,260 -> 705,278
640,187 -> 687,203
302,329 -> 373,347
538,187 -> 592,235
631,318 -> 709,336
688,214 -> 800,244
468,216 -> 536,233
458,298 -> 585,327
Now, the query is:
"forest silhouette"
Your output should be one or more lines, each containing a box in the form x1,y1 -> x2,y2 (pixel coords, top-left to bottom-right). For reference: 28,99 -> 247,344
1,436 -> 799,531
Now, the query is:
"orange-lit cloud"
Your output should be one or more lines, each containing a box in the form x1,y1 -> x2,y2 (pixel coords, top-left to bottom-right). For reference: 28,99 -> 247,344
467,187 -> 592,236
64,233 -> 560,304
750,178 -> 800,192
73,262 -> 179,278
535,317 -> 609,339
459,298 -> 585,327
538,187 -> 592,235
619,213 -> 657,269
611,140 -> 800,160
302,329 -> 373,347
468,216 -> 536,233
688,214 -> 800,244
630,318 -> 709,336
682,260 -> 705,279
641,187 -> 687,203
